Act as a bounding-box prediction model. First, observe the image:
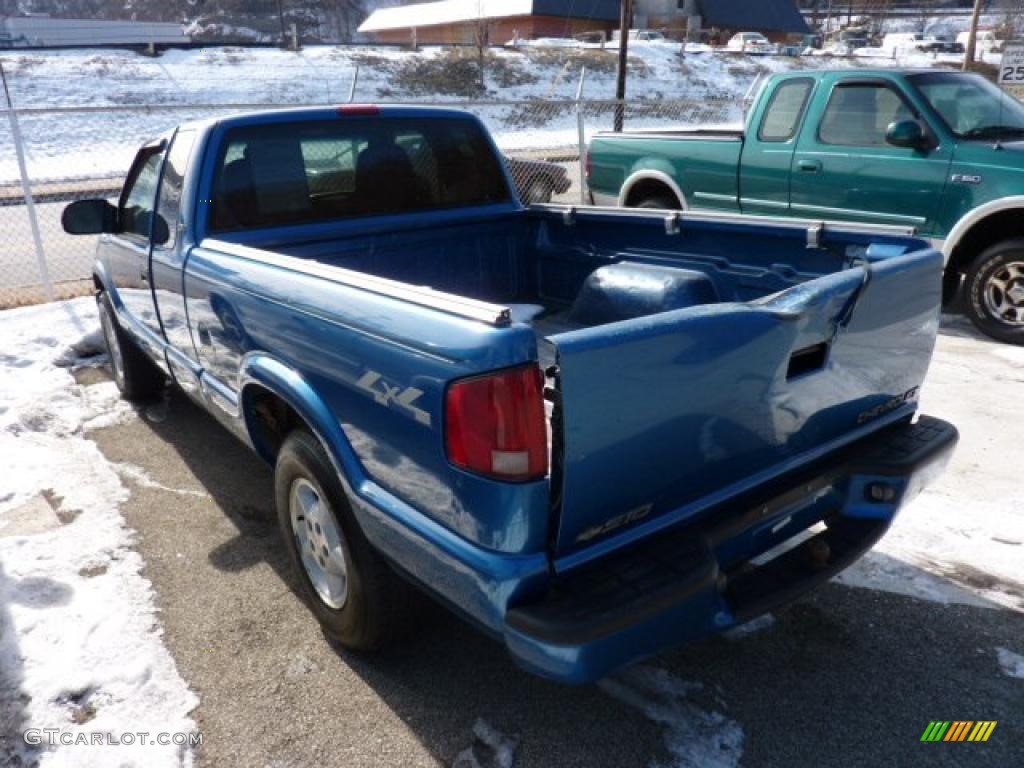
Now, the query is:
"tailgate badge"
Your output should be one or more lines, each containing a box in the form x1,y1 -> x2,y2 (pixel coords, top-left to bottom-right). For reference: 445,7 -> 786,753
857,387 -> 919,425
576,503 -> 653,544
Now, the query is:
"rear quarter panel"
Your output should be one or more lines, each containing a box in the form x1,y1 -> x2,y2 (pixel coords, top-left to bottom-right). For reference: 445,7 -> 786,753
589,134 -> 742,210
182,245 -> 551,556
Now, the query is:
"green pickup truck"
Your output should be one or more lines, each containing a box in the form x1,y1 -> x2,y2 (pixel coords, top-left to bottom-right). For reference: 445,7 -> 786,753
587,69 -> 1024,344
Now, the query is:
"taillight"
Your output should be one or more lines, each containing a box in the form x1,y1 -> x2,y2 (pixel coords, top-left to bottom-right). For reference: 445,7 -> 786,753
445,364 -> 547,482
584,148 -> 592,181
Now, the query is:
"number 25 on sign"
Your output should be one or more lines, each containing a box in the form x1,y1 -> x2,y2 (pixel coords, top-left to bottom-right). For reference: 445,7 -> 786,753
999,45 -> 1024,84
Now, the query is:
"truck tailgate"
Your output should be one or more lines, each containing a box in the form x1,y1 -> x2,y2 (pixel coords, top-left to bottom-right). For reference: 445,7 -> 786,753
547,248 -> 943,559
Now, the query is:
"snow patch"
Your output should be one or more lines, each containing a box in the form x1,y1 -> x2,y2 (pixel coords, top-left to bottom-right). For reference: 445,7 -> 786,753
600,665 -> 743,768
114,463 -> 209,499
722,613 -> 775,641
0,297 -> 197,768
451,718 -> 519,768
835,328 -> 1024,613
996,648 -> 1024,680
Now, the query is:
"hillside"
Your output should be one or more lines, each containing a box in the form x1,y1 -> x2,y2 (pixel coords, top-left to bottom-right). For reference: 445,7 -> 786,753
0,41 -> 964,185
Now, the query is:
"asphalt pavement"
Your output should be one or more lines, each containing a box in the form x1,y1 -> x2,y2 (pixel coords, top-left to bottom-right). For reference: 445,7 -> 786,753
82,322 -> 1023,768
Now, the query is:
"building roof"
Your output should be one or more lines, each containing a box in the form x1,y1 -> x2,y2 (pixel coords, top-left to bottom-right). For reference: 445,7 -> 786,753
698,0 -> 809,34
359,0 -> 619,33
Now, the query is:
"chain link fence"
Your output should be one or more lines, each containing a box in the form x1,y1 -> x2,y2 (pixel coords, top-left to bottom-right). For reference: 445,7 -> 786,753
0,95 -> 739,308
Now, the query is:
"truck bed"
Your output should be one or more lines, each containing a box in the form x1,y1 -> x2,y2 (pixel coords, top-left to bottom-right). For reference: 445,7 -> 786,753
205,205 -> 942,563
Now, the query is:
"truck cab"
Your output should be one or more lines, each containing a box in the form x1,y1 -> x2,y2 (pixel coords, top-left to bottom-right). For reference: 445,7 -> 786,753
587,69 -> 1024,344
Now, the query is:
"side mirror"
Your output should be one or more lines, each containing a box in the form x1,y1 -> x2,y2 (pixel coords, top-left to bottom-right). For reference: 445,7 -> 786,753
61,198 -> 117,235
885,119 -> 929,150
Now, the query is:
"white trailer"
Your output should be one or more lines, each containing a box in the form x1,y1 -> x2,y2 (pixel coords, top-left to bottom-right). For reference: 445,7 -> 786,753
1,16 -> 189,48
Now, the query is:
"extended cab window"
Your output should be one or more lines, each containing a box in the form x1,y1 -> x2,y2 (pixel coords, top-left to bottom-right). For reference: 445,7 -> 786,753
154,131 -> 195,247
818,83 -> 915,147
120,148 -> 164,238
209,117 -> 511,232
758,78 -> 813,142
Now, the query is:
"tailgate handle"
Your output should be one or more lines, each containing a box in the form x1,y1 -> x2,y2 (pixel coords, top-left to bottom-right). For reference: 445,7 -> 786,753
787,342 -> 829,379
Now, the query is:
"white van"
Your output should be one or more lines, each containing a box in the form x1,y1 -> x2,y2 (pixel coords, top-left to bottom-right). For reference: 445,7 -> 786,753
882,32 -> 925,53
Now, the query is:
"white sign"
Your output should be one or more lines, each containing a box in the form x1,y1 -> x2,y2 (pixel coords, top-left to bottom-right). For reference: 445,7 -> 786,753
999,44 -> 1024,84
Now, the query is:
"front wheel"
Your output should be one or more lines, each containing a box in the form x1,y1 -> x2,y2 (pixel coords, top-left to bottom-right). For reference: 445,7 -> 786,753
964,239 -> 1024,345
97,292 -> 164,400
274,429 -> 413,650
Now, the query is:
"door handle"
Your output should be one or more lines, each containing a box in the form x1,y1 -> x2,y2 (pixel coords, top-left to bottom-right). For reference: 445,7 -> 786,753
798,159 -> 822,173
140,270 -> 149,284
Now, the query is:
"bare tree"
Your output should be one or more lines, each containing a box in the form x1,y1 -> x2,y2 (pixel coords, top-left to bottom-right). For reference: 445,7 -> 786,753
317,0 -> 369,43
913,0 -> 935,36
472,0 -> 489,92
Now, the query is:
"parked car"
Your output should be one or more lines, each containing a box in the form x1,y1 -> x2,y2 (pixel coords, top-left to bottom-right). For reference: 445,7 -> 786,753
587,69 -> 1024,344
882,32 -> 926,53
62,105 -> 956,683
919,35 -> 964,54
726,32 -> 777,55
611,29 -> 668,42
504,155 -> 572,203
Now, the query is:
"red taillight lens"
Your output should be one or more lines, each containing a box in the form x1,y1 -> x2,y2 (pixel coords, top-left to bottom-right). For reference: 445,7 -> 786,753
584,149 -> 592,181
445,364 -> 547,482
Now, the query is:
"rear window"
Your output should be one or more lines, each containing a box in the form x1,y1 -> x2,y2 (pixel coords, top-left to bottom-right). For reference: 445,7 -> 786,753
208,116 -> 511,233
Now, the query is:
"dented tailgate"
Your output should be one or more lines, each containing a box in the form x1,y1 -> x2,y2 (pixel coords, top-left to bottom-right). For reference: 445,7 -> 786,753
547,248 -> 944,559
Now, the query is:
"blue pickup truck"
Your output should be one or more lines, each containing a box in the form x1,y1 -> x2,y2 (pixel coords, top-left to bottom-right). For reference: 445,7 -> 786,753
62,105 -> 957,683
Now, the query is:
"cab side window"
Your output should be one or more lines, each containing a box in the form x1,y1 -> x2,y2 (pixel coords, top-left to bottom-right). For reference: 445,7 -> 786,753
154,131 -> 195,248
120,148 -> 165,238
819,83 -> 915,147
758,78 -> 813,142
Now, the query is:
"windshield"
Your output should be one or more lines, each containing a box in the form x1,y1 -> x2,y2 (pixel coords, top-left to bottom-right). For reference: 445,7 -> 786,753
910,72 -> 1024,140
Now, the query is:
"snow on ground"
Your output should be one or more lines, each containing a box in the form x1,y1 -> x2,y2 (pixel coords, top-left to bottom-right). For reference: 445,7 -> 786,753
996,647 -> 1024,680
451,718 -> 520,768
0,297 -> 197,768
600,665 -> 743,768
837,322 -> 1024,613
0,43 -> 958,184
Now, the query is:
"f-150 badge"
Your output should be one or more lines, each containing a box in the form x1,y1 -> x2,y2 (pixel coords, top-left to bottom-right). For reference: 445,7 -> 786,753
356,371 -> 431,426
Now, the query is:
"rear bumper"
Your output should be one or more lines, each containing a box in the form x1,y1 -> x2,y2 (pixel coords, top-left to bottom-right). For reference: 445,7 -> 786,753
503,415 -> 957,683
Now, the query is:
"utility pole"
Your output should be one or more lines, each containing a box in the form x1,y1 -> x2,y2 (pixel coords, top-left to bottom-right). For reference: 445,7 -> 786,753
963,0 -> 984,71
614,0 -> 633,132
276,0 -> 287,47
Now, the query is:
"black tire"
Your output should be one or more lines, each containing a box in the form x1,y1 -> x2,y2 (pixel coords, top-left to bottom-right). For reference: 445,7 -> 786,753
524,178 -> 553,205
96,292 -> 165,401
633,196 -> 679,210
274,429 -> 412,650
963,239 -> 1024,345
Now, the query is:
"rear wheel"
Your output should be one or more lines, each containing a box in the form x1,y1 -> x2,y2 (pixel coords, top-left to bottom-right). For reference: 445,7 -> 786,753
274,429 -> 412,650
524,178 -> 554,205
97,292 -> 164,401
964,239 -> 1024,345
633,195 -> 679,210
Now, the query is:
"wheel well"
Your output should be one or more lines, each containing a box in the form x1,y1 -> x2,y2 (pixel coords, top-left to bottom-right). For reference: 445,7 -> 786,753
624,178 -> 681,208
243,385 -> 302,464
948,209 -> 1024,276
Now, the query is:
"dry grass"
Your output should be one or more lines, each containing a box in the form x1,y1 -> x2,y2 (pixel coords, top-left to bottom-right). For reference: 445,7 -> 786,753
0,280 -> 93,311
